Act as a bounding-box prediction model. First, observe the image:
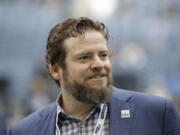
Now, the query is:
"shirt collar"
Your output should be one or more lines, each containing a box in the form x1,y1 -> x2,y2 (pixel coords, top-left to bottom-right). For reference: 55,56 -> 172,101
56,92 -> 104,123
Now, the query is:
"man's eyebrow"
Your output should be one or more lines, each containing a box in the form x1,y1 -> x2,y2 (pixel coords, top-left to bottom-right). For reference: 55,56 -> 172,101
74,50 -> 112,57
99,50 -> 111,53
75,52 -> 93,56
99,50 -> 113,56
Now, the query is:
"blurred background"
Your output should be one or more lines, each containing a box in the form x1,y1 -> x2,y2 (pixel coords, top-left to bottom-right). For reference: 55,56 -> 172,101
0,0 -> 180,134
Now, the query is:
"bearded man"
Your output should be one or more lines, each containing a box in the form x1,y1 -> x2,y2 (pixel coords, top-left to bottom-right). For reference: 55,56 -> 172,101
8,17 -> 180,135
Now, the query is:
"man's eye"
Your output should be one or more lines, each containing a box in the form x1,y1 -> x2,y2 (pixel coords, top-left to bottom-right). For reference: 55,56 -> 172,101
100,53 -> 108,58
78,56 -> 89,60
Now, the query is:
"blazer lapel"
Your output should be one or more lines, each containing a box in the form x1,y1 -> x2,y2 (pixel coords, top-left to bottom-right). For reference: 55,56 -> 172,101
109,88 -> 136,135
39,103 -> 57,135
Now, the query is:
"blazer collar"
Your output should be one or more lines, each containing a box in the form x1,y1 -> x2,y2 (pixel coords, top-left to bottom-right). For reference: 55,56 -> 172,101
38,103 -> 57,135
108,87 -> 136,135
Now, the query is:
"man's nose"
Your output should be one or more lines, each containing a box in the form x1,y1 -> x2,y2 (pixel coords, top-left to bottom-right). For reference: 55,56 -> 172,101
90,56 -> 104,70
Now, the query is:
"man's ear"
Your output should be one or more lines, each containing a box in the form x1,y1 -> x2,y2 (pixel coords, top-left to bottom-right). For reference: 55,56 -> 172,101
48,64 -> 61,80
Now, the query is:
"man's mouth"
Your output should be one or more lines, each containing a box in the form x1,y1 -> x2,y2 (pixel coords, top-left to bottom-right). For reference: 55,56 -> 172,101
88,74 -> 106,79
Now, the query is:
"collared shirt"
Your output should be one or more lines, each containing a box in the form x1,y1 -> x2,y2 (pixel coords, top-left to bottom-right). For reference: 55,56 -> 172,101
56,95 -> 108,135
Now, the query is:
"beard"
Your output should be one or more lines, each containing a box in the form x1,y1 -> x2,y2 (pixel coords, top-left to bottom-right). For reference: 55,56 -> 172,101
62,70 -> 112,105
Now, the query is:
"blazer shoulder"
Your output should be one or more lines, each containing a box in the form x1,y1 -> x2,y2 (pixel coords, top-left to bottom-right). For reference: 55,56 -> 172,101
127,89 -> 169,106
112,87 -> 171,111
8,103 -> 56,135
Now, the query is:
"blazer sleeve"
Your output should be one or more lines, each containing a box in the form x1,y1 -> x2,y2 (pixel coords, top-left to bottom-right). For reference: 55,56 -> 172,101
164,99 -> 180,135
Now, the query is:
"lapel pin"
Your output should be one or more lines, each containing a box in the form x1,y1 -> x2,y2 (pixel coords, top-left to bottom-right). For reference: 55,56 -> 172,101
121,110 -> 131,118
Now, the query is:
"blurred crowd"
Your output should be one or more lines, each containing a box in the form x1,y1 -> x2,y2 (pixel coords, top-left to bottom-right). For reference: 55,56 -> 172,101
0,0 -> 180,134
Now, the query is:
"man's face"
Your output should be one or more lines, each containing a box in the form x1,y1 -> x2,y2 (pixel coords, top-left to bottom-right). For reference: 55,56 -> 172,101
61,30 -> 112,104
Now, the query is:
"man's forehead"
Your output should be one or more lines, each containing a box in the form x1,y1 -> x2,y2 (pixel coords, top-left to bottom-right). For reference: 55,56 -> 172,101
64,30 -> 106,46
63,31 -> 108,57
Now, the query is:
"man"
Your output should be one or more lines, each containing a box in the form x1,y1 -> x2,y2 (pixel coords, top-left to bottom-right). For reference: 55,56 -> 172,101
8,17 -> 179,135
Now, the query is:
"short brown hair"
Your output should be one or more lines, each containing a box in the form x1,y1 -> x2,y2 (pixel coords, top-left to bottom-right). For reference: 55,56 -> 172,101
46,17 -> 109,86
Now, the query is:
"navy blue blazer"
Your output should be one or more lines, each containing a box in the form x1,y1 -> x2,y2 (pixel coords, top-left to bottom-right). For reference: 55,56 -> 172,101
8,87 -> 180,135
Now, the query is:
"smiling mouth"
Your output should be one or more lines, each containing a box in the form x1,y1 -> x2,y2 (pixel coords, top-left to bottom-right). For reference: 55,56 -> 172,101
89,74 -> 106,79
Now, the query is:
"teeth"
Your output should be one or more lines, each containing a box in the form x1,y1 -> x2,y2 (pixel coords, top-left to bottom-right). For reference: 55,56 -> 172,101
93,75 -> 103,78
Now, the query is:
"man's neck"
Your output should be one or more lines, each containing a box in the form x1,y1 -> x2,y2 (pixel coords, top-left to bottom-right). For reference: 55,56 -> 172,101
60,90 -> 94,120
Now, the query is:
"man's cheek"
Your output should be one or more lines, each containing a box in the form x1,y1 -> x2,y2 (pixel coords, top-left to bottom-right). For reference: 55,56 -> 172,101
105,64 -> 112,72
